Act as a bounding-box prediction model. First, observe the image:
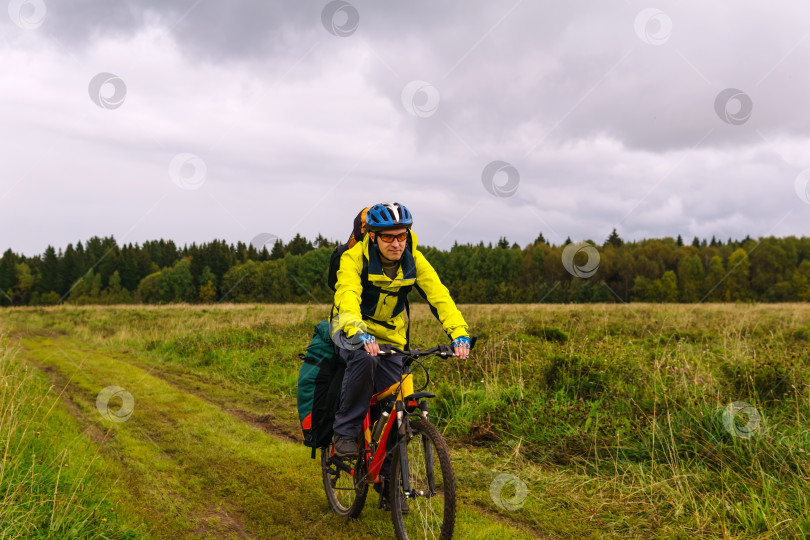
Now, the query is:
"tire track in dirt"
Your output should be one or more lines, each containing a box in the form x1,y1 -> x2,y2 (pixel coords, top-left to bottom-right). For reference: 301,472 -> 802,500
30,360 -> 111,447
17,336 -> 332,539
128,362 -> 301,444
20,339 -> 258,539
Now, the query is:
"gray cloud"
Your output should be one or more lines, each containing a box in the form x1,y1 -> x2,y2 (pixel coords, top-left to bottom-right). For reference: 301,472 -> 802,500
1,0 -> 809,256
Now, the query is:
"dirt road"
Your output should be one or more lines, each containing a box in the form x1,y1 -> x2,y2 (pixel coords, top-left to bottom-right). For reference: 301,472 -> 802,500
21,334 -> 542,539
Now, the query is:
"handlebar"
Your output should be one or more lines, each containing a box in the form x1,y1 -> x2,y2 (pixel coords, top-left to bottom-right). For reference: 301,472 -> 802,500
377,334 -> 478,358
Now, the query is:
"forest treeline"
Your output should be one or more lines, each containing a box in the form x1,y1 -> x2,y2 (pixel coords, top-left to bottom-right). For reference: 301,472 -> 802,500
1,230 -> 809,307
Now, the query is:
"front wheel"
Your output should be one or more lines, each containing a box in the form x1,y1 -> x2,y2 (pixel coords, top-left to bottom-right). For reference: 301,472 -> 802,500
321,443 -> 368,518
390,418 -> 456,540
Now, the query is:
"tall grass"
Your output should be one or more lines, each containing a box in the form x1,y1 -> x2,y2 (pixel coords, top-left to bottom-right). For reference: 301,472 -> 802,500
427,304 -> 810,537
4,303 -> 810,537
0,332 -> 141,538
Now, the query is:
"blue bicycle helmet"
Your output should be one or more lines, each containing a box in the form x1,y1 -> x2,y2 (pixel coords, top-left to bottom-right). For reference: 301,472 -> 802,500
365,202 -> 413,231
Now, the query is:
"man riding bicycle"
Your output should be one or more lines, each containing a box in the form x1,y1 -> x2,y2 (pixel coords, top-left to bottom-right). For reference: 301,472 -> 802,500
330,202 -> 471,469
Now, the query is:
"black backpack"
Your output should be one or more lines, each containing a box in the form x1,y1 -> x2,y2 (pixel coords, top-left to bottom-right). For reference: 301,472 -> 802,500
327,207 -> 369,292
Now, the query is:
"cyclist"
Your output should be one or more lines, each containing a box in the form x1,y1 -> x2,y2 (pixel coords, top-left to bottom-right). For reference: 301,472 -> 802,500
330,202 -> 470,471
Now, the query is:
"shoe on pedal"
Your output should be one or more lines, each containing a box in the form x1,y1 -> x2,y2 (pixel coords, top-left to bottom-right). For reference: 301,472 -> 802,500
332,434 -> 359,459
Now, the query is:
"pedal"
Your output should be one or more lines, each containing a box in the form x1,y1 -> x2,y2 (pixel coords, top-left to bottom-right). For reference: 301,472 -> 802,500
376,479 -> 388,510
329,456 -> 354,475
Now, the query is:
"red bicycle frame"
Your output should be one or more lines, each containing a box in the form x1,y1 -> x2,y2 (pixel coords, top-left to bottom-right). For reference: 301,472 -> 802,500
362,370 -> 418,483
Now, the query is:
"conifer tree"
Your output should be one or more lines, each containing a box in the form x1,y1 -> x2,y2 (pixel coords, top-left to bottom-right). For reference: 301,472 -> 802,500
605,228 -> 623,248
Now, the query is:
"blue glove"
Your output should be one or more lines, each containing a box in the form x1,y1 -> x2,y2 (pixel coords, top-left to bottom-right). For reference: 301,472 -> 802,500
452,336 -> 470,348
357,333 -> 377,345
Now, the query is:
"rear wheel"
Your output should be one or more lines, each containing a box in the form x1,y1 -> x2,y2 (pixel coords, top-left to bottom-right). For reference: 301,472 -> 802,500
321,442 -> 368,518
390,418 -> 456,539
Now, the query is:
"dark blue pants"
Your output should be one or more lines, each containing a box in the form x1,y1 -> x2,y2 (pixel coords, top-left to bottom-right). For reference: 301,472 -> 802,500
333,347 -> 403,438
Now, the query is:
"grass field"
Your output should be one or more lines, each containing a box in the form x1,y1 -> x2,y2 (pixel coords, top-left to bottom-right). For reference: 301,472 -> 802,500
1,303 -> 809,538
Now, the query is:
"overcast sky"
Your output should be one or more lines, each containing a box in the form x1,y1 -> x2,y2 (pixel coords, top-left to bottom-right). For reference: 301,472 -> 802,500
2,0 -> 809,256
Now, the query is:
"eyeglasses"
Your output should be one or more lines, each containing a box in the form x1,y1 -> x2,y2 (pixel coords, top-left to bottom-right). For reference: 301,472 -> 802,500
376,232 -> 408,243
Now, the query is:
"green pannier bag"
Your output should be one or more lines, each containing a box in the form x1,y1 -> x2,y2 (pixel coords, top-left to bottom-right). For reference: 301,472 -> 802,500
297,320 -> 345,456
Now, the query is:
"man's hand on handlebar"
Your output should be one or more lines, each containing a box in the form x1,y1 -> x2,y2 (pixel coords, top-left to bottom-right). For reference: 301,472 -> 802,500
357,333 -> 380,356
452,336 -> 471,360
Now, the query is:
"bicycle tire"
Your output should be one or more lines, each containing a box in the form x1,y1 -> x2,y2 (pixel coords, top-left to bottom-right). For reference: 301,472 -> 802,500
390,418 -> 456,540
321,444 -> 369,518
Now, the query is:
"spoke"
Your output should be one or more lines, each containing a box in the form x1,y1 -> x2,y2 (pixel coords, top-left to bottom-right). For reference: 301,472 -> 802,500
407,432 -> 442,538
325,448 -> 361,512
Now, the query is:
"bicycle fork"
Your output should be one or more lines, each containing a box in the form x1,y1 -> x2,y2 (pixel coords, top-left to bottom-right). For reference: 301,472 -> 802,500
396,401 -> 412,495
397,399 -> 437,499
420,400 -> 436,497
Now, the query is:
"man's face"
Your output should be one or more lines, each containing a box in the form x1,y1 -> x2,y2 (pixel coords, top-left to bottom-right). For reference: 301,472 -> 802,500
370,227 -> 408,261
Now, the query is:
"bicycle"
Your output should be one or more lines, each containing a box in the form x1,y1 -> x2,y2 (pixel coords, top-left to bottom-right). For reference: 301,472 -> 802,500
321,337 -> 477,540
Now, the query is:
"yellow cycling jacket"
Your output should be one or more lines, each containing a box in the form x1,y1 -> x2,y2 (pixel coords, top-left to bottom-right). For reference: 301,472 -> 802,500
331,230 -> 468,348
